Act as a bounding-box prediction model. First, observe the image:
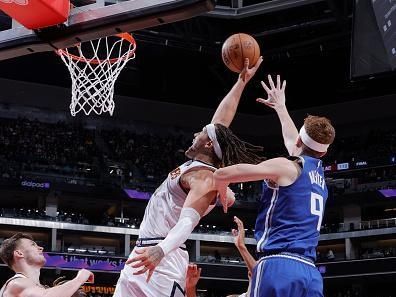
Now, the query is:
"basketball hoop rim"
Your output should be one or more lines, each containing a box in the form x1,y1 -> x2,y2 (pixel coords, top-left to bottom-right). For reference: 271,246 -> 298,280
55,32 -> 136,64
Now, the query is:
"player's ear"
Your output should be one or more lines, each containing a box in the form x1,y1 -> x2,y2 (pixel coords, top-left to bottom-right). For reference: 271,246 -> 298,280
14,249 -> 23,259
296,136 -> 303,148
205,140 -> 214,149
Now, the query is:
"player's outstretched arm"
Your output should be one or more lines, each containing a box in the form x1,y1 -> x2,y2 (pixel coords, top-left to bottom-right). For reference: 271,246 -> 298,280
257,75 -> 300,156
232,216 -> 257,275
214,158 -> 299,209
211,57 -> 263,128
11,269 -> 93,297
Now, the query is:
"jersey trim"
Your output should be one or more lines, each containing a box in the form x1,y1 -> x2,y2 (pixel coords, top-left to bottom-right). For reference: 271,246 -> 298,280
253,260 -> 266,297
258,253 -> 315,267
257,188 -> 279,252
192,159 -> 217,169
135,237 -> 186,250
0,273 -> 27,297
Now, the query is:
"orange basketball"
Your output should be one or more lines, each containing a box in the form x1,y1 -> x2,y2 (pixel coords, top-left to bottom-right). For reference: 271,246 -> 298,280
221,33 -> 260,73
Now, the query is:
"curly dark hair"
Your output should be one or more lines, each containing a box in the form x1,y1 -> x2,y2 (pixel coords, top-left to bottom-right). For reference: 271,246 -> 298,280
215,123 -> 265,167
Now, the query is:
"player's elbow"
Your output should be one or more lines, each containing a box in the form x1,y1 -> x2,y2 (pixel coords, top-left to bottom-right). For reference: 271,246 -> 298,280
213,168 -> 230,181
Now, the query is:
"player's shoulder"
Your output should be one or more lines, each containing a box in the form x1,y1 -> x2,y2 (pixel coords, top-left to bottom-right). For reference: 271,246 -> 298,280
4,277 -> 34,296
183,166 -> 214,180
182,160 -> 216,177
264,156 -> 296,167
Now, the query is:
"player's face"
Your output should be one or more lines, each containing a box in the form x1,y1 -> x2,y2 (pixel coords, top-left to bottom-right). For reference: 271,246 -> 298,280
16,239 -> 46,267
185,127 -> 211,158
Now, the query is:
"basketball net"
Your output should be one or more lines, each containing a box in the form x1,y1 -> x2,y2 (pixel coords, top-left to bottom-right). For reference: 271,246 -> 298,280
56,33 -> 136,116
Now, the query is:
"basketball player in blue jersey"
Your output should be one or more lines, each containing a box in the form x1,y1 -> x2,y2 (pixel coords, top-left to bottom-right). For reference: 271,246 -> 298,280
113,58 -> 264,297
213,75 -> 335,297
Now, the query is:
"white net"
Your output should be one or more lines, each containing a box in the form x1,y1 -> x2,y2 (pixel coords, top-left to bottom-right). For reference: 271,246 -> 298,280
57,33 -> 136,116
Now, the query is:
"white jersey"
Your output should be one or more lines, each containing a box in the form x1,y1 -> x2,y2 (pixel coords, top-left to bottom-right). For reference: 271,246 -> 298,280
1,273 -> 27,297
138,160 -> 216,239
113,160 -> 217,297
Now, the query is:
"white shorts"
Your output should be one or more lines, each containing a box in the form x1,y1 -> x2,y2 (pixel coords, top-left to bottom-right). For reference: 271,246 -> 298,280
113,246 -> 189,297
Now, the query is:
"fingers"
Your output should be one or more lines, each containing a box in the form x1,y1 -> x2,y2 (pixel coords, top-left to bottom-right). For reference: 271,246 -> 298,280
223,201 -> 228,213
131,259 -> 150,268
234,216 -> 244,230
254,56 -> 263,70
135,248 -> 146,254
239,58 -> 249,83
260,81 -> 271,94
244,58 -> 250,69
219,189 -> 228,213
126,254 -> 145,265
125,258 -> 133,265
232,229 -> 238,236
276,75 -> 281,90
197,267 -> 202,277
146,269 -> 154,283
134,266 -> 149,275
281,79 -> 287,91
87,273 -> 94,284
256,98 -> 275,108
187,263 -> 197,273
268,74 -> 276,90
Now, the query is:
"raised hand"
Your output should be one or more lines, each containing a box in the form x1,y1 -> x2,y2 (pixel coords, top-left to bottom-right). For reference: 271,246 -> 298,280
76,269 -> 94,284
239,56 -> 263,83
126,246 -> 165,282
186,263 -> 202,291
257,74 -> 286,111
213,178 -> 231,213
225,187 -> 236,209
232,216 -> 246,250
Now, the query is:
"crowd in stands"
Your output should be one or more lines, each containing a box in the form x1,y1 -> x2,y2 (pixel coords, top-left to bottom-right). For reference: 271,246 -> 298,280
0,118 -> 99,179
0,117 -> 394,205
101,128 -> 190,184
324,128 -> 396,166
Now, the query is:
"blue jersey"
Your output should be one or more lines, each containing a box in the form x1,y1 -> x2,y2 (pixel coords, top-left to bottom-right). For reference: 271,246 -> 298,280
255,155 -> 327,261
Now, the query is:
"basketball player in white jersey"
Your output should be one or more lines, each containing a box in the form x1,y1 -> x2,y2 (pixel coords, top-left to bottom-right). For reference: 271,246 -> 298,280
113,57 -> 264,297
0,233 -> 94,297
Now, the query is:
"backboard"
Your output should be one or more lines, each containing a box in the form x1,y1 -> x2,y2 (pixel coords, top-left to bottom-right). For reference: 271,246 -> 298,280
0,0 -> 215,60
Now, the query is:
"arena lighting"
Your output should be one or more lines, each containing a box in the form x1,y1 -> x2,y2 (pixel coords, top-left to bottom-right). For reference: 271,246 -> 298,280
384,208 -> 396,212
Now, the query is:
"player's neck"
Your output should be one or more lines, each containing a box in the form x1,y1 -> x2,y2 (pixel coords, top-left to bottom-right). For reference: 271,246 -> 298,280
14,262 -> 41,285
301,147 -> 323,159
193,154 -> 218,167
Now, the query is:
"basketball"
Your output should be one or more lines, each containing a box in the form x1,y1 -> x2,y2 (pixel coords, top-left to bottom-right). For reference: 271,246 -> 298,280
221,33 -> 260,73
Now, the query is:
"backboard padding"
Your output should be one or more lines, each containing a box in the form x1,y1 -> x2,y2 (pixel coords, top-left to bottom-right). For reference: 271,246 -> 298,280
0,0 -> 215,60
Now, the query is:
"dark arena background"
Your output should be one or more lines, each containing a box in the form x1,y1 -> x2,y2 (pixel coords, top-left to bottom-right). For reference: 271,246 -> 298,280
0,0 -> 396,296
